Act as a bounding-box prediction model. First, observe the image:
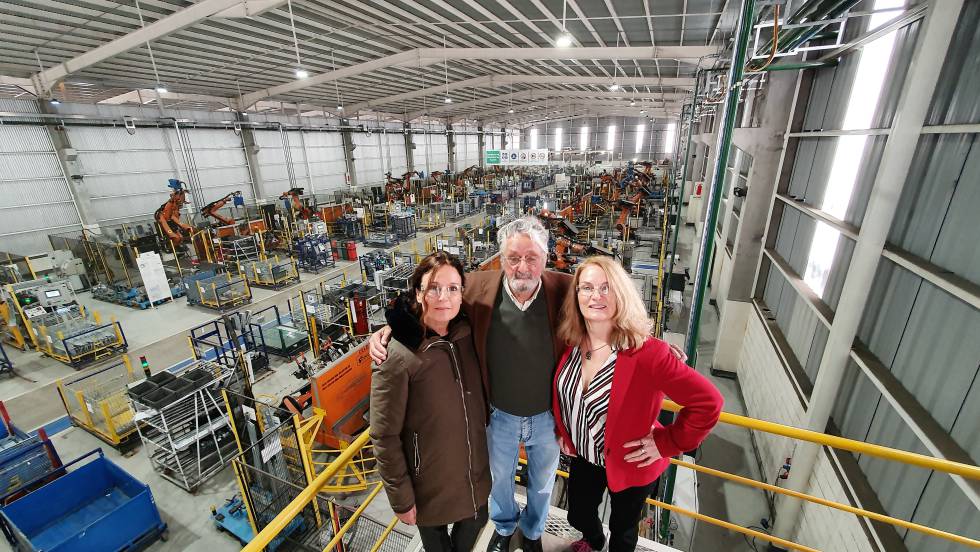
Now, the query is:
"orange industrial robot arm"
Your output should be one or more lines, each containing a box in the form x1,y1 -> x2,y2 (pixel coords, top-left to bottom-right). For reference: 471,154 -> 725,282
156,179 -> 194,245
201,191 -> 242,226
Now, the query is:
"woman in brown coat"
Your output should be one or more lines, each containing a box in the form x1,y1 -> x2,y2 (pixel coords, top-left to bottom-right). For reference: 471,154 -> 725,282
370,251 -> 491,552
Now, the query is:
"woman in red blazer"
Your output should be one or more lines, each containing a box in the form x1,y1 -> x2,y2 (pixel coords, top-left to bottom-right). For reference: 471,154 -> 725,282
552,256 -> 723,552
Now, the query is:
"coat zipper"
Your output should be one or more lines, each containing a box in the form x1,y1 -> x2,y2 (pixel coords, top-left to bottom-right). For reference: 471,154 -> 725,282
425,339 -> 479,518
413,432 -> 421,477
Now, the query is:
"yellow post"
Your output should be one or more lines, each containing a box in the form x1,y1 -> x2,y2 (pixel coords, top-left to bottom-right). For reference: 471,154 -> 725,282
230,461 -> 261,537
188,336 -> 198,359
101,401 -> 119,443
93,310 -> 102,324
117,245 -> 133,287
169,238 -> 183,279
24,257 -> 37,279
122,354 -> 133,374
75,390 -> 95,428
112,318 -> 123,345
309,315 -> 320,359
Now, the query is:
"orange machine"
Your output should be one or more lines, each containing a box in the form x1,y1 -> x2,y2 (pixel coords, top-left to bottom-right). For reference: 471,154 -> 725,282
309,343 -> 372,449
200,191 -> 244,238
155,179 -> 194,246
279,187 -> 314,220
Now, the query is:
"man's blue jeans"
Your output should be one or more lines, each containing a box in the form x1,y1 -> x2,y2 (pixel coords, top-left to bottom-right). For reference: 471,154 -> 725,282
486,406 -> 561,540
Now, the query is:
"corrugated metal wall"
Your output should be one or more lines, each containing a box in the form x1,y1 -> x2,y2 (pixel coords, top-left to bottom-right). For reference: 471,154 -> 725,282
384,131 -> 408,176
353,131 -> 385,187
302,131 -> 347,192
66,126 -> 182,224
754,9 -> 979,551
0,126 -> 81,253
184,128 -> 255,202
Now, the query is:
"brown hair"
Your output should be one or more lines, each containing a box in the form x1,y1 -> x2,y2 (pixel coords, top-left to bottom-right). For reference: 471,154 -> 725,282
407,250 -> 466,317
557,255 -> 653,351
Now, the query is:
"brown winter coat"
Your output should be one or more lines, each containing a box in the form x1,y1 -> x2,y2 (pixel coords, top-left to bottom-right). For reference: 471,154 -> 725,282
369,309 -> 491,527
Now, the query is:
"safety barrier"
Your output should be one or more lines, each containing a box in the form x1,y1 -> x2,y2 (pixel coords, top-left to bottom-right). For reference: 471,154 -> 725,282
243,398 -> 980,552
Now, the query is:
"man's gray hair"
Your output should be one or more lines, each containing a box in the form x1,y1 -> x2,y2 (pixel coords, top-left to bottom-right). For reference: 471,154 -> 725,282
497,215 -> 549,255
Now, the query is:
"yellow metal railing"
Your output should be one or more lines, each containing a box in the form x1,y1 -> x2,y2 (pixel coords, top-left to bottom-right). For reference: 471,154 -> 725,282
245,400 -> 980,552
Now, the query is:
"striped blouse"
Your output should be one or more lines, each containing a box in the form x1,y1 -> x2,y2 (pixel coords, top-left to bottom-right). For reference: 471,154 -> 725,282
556,346 -> 618,466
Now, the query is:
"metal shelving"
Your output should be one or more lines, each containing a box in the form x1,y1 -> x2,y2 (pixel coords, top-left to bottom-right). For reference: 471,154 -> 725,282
130,360 -> 242,493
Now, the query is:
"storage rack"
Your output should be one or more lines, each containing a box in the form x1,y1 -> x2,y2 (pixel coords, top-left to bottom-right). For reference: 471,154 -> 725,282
129,360 -> 242,492
56,356 -> 140,449
37,311 -> 128,368
185,271 -> 252,311
220,235 -> 260,268
390,213 -> 417,240
241,257 -> 300,289
292,235 -> 335,274
247,305 -> 309,358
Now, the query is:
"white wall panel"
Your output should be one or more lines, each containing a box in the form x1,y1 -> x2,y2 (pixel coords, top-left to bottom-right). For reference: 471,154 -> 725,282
182,128 -> 254,202
66,126 -> 179,224
0,126 -> 81,253
302,131 -> 348,192
353,131 -> 385,187
737,311 -> 874,552
253,129 -> 290,194
384,132 -> 408,176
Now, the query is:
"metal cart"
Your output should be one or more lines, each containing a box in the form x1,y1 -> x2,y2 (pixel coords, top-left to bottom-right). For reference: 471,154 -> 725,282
0,449 -> 167,552
56,357 -> 141,451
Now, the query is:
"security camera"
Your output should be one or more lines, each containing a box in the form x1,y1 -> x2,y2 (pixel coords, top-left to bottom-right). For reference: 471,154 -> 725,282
733,186 -> 748,198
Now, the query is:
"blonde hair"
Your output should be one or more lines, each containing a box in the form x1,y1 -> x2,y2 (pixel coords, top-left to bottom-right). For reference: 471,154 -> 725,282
557,256 -> 653,351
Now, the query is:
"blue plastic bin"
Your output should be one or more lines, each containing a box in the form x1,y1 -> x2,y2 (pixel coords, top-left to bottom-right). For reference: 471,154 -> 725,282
0,449 -> 167,552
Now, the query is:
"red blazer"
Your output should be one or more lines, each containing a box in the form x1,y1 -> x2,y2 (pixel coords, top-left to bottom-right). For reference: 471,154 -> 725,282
552,337 -> 723,492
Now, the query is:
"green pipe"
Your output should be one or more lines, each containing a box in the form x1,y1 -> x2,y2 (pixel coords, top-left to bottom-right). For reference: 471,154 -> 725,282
684,0 -> 755,363
757,59 -> 838,71
660,0 -> 756,541
663,77 -> 702,334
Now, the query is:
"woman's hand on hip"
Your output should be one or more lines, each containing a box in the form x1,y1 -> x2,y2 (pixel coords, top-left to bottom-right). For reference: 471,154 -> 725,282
623,433 -> 663,468
395,505 -> 417,525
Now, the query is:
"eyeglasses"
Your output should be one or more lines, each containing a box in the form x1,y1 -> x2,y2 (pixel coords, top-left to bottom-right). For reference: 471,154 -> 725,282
576,284 -> 611,297
424,284 -> 463,298
504,255 -> 542,267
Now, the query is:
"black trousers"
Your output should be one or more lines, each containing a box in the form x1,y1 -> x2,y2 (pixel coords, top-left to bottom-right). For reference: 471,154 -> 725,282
417,505 -> 488,552
566,456 -> 656,552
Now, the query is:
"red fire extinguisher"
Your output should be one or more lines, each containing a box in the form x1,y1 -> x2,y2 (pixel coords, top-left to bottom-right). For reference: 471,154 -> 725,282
695,182 -> 703,197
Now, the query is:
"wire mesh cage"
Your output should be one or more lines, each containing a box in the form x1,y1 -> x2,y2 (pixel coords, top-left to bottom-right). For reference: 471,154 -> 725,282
57,357 -> 140,448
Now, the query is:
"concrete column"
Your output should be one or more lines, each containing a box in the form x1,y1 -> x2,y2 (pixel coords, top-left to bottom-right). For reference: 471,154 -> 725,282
711,72 -> 797,376
403,123 -> 415,172
446,123 -> 456,172
38,101 -> 99,232
340,120 -> 357,189
236,114 -> 267,199
772,0 -> 965,543
477,126 -> 485,168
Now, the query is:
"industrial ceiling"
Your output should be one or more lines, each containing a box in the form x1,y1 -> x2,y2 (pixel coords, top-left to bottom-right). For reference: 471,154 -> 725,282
0,0 -> 737,124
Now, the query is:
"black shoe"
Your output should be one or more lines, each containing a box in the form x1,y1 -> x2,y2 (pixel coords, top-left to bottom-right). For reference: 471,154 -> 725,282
522,537 -> 543,552
487,531 -> 512,552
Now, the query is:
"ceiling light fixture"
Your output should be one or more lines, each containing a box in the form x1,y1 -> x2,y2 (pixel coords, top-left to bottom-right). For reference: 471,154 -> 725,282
444,97 -> 453,104
286,0 -> 308,81
49,98 -> 60,105
609,84 -> 620,91
135,0 -> 167,100
639,109 -> 646,114
508,108 -> 515,114
629,100 -> 636,106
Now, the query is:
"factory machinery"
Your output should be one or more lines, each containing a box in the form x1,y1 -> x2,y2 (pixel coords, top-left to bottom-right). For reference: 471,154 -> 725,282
1,278 -> 128,368
183,269 -> 253,311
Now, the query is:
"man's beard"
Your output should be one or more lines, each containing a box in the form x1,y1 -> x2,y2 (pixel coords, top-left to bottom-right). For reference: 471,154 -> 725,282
508,272 -> 540,294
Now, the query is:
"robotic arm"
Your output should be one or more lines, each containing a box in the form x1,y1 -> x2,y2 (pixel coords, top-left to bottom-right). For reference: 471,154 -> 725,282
156,179 -> 194,245
279,188 -> 314,220
201,191 -> 242,226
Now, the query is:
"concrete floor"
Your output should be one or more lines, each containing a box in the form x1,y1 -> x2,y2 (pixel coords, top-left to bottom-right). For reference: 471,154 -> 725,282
0,190 -> 771,552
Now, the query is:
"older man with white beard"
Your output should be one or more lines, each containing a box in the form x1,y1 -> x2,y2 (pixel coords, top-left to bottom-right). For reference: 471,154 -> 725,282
371,216 -> 684,551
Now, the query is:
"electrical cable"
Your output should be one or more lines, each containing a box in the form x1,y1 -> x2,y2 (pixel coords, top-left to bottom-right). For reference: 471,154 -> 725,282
748,5 -> 781,72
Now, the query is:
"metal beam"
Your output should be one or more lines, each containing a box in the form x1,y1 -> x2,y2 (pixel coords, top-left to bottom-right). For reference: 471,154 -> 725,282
477,100 -> 681,121
32,0 -> 288,94
242,46 -> 715,107
486,106 -> 674,126
413,90 -> 688,119
345,74 -> 695,113
98,89 -> 234,106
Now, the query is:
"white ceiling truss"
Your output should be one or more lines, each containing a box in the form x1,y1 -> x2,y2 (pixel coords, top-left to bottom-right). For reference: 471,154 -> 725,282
0,0 -> 735,126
